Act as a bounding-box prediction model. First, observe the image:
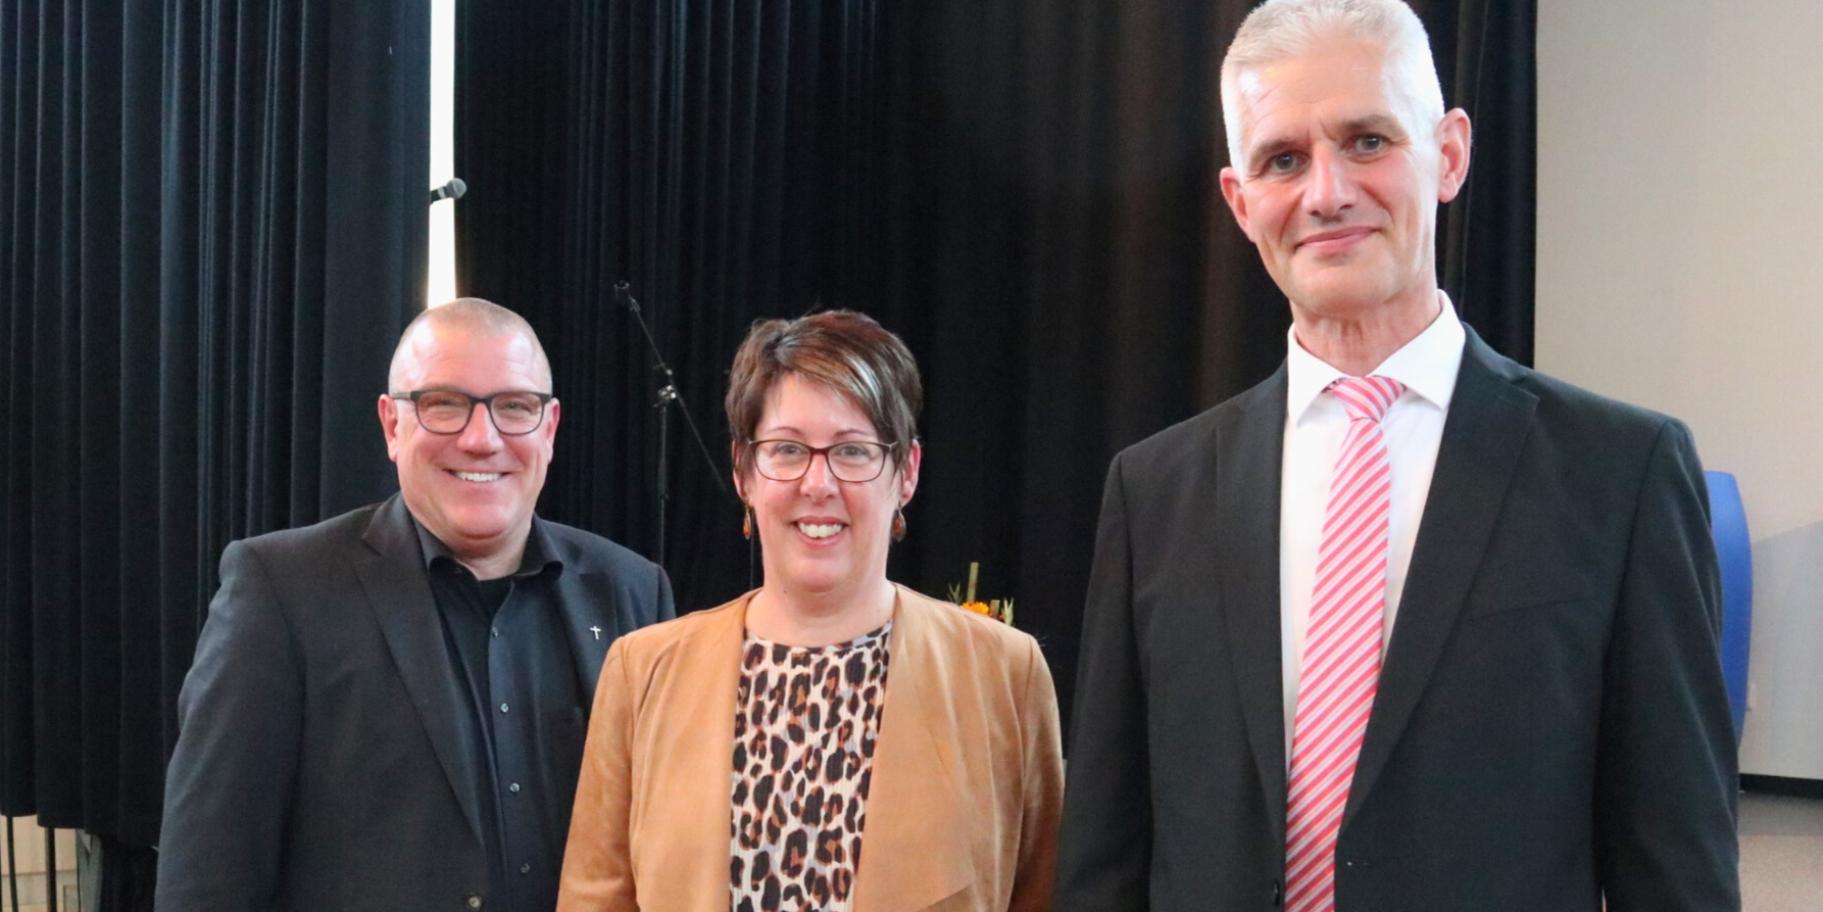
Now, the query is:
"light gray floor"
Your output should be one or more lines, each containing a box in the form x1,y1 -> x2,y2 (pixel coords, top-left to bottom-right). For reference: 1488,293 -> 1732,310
1741,790 -> 1823,911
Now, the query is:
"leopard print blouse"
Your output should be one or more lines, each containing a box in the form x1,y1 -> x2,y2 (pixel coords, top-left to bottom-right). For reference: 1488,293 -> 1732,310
729,623 -> 893,912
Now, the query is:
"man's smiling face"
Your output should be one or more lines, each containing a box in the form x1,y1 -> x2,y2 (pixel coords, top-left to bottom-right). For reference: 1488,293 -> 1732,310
1220,36 -> 1466,322
379,321 -> 558,565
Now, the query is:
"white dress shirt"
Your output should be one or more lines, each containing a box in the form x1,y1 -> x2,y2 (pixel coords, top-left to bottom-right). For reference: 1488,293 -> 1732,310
1278,294 -> 1466,760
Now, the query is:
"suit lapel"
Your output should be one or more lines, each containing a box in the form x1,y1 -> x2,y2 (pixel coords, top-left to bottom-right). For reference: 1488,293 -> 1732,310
642,595 -> 744,909
853,589 -> 974,912
354,496 -> 488,847
1214,368 -> 1291,847
539,525 -> 617,699
1344,330 -> 1538,825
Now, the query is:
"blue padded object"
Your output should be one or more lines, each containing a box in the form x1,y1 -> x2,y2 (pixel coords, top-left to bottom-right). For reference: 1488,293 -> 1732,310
1704,471 -> 1752,743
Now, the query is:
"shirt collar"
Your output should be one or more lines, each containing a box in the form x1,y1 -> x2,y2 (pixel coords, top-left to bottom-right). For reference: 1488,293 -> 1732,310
412,513 -> 564,581
1285,291 -> 1467,425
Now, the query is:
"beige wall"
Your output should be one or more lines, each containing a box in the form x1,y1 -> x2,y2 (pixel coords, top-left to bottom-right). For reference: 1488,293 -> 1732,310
1536,0 -> 1823,778
0,819 -> 80,911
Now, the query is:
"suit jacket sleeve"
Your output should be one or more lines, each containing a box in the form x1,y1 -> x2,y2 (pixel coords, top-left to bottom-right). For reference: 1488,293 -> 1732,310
1054,452 -> 1154,908
1595,419 -> 1740,910
156,540 -> 304,912
557,638 -> 639,912
1009,635 -> 1066,912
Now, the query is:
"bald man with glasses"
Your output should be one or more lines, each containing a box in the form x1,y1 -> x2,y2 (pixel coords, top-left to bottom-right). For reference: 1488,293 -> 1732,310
158,298 -> 674,912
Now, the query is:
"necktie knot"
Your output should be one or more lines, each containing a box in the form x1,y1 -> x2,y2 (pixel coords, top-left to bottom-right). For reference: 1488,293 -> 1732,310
1328,375 -> 1405,424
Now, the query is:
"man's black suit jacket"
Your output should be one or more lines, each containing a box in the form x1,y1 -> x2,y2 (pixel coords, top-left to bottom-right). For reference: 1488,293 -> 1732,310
1055,329 -> 1739,910
156,495 -> 674,912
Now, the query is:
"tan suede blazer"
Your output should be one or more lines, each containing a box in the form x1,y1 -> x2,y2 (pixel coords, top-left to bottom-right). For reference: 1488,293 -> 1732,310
557,584 -> 1063,912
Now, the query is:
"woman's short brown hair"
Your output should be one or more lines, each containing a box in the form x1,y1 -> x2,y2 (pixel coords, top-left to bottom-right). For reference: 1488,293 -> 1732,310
725,310 -> 923,477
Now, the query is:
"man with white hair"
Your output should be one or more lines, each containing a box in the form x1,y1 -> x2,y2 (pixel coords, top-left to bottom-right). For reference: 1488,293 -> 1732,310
1056,1 -> 1739,908
158,299 -> 674,911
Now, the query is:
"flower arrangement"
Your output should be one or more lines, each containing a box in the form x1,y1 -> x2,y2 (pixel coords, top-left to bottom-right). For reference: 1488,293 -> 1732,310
947,561 -> 1014,625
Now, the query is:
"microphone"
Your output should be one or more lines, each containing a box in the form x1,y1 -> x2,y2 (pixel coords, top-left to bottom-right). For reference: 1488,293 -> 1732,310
429,177 -> 467,204
614,281 -> 640,313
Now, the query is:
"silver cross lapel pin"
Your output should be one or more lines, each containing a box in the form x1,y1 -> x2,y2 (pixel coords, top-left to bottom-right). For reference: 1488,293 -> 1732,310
589,625 -> 603,641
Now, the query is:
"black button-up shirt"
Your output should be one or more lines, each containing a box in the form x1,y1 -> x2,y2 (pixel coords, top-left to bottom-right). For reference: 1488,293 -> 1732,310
417,519 -> 584,912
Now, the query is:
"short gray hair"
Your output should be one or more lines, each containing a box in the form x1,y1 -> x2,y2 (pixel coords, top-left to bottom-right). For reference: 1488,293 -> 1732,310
1219,0 -> 1444,168
387,297 -> 552,391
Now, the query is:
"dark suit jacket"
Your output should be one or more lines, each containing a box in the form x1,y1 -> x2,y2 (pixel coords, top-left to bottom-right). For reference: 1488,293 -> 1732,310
156,495 -> 674,912
1055,329 -> 1739,911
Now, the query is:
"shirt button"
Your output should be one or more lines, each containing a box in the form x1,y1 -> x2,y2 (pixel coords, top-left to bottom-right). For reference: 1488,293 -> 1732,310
508,782 -> 521,793
490,626 -> 499,638
519,863 -> 531,875
498,702 -> 510,714
466,896 -> 483,910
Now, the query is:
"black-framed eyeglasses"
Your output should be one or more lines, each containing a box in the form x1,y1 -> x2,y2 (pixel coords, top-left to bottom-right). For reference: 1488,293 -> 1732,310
748,439 -> 895,483
390,389 -> 554,436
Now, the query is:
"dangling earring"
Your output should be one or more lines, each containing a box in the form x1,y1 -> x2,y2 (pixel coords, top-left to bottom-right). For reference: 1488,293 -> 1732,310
891,506 -> 907,542
742,505 -> 754,540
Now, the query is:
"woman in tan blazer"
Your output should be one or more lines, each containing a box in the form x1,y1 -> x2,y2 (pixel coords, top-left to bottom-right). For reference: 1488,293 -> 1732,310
558,311 -> 1062,912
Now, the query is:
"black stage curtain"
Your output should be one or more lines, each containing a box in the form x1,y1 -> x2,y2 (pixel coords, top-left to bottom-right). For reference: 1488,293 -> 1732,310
457,0 -> 898,598
0,0 -> 428,879
456,0 -> 1533,732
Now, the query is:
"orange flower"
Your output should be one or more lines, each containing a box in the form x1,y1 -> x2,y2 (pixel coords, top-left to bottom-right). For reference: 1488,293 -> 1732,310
961,601 -> 992,615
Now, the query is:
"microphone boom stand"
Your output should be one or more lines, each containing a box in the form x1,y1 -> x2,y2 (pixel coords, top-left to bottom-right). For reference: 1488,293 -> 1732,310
614,281 -> 729,568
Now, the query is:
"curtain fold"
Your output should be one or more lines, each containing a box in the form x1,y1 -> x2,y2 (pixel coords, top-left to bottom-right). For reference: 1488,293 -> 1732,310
455,0 -> 1536,735
0,0 -> 428,874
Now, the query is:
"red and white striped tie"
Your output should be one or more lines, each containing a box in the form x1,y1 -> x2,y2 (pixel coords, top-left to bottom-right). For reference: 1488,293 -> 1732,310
1283,374 -> 1405,912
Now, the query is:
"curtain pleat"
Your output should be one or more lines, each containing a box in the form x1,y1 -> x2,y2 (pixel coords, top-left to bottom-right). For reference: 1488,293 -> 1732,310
0,4 -> 429,899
